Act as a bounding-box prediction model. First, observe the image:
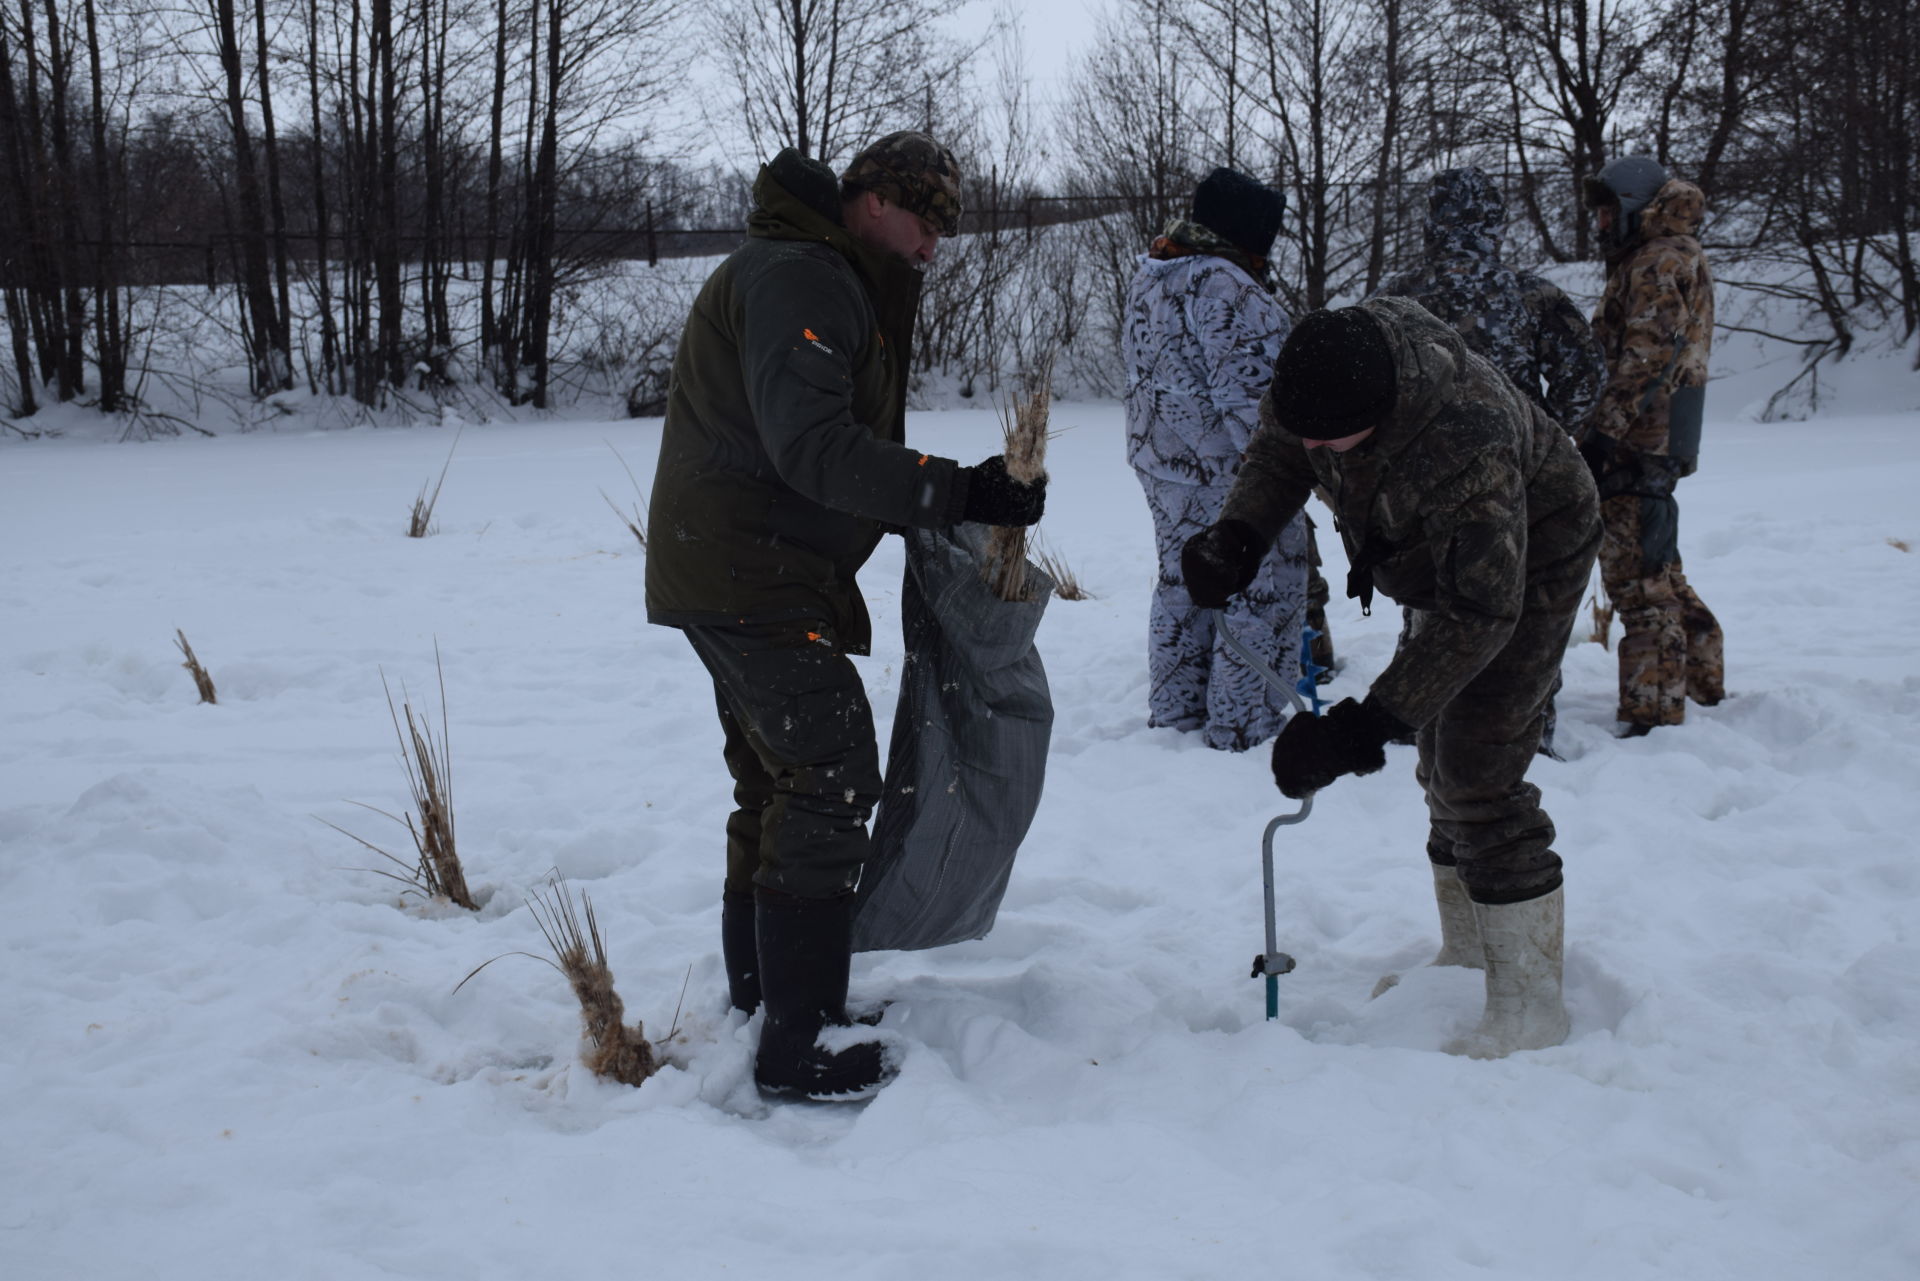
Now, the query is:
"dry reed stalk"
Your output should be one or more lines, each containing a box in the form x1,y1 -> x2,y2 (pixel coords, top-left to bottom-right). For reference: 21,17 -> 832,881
984,356 -> 1054,602
173,629 -> 217,704
526,878 -> 658,1087
601,439 -> 649,548
407,427 -> 463,538
320,644 -> 478,910
1589,593 -> 1615,650
1033,543 -> 1091,601
600,491 -> 646,547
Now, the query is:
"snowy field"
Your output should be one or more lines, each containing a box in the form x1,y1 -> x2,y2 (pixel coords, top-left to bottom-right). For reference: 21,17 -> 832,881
3,399 -> 1918,1280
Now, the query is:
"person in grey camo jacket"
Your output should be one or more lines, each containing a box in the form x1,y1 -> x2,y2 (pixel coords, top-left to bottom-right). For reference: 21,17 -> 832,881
1122,167 -> 1312,752
1376,167 -> 1605,433
1375,166 -> 1607,758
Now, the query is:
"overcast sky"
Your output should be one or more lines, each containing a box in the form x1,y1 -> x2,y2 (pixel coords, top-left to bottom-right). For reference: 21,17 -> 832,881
956,0 -> 1111,110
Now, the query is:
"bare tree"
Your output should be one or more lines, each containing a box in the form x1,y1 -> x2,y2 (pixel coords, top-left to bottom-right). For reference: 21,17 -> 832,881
1465,0 -> 1660,262
707,0 -> 981,167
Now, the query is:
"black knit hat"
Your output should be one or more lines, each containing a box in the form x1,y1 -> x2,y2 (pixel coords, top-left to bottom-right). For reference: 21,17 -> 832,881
1192,167 -> 1285,260
1268,308 -> 1398,439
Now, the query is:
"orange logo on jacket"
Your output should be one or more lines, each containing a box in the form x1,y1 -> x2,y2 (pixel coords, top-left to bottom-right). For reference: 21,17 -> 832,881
803,327 -> 834,356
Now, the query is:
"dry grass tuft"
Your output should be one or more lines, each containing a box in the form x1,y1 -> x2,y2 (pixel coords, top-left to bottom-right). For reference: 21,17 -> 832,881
599,439 -> 649,549
1588,593 -> 1614,649
321,643 -> 478,911
407,428 -> 462,538
526,878 -> 659,1087
984,354 -> 1055,602
1889,537 -> 1912,553
174,629 -> 217,704
1033,541 -> 1092,600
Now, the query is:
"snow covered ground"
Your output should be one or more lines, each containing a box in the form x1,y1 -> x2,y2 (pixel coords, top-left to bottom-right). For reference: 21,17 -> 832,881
3,401 -> 1918,1280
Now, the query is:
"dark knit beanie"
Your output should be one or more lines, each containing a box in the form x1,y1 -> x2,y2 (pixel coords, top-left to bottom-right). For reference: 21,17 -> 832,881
1192,168 -> 1285,260
1268,308 -> 1398,439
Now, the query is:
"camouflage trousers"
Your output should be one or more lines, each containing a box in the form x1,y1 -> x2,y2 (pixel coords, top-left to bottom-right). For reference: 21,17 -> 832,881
1413,530 -> 1596,904
1597,490 -> 1724,727
1138,476 -> 1310,752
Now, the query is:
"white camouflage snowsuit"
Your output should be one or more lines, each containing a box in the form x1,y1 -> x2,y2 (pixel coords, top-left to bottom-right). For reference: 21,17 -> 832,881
1124,251 -> 1310,752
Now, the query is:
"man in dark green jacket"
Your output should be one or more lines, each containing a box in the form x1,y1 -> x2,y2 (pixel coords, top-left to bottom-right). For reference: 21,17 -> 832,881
646,133 -> 1045,1101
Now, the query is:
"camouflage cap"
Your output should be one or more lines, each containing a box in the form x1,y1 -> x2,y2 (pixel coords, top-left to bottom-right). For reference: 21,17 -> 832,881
839,131 -> 963,237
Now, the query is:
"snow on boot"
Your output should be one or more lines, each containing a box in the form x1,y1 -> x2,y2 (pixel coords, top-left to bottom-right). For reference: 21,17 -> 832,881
721,889 -> 759,1014
753,889 -> 897,1102
1444,887 -> 1570,1059
1371,862 -> 1485,998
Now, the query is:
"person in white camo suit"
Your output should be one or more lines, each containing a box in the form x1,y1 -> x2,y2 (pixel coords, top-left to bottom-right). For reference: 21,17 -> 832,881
1123,167 -> 1310,752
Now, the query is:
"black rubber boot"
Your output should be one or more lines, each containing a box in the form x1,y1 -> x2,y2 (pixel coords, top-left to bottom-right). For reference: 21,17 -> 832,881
721,889 -> 760,1014
753,889 -> 896,1102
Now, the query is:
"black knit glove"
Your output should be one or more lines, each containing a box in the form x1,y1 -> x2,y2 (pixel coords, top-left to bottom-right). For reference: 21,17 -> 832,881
959,455 -> 1047,527
1180,519 -> 1267,608
1269,697 -> 1409,799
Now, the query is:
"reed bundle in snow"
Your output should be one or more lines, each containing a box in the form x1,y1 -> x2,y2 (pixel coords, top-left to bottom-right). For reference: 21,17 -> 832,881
527,879 -> 658,1087
174,629 -> 217,704
322,646 -> 478,911
1588,591 -> 1614,650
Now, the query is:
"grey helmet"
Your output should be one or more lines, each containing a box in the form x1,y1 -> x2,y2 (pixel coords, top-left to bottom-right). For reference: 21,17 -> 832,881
1583,154 -> 1668,248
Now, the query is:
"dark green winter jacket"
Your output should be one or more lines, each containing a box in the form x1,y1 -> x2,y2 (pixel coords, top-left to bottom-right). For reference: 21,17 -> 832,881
645,149 -> 965,652
1224,296 -> 1600,730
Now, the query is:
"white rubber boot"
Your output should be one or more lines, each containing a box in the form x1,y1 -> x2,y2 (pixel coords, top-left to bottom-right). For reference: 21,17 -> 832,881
1371,862 -> 1485,998
1444,887 -> 1570,1058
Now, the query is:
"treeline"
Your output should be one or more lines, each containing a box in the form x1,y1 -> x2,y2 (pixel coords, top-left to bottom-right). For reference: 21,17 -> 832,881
1053,0 -> 1920,380
2,0 -> 1916,426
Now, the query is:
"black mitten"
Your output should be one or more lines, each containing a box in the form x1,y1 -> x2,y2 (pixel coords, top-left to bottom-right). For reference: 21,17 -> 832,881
1180,519 -> 1267,608
959,455 -> 1047,527
1269,697 -> 1408,799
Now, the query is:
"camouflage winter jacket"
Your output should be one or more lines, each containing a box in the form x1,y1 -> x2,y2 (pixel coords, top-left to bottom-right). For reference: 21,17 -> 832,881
1376,167 -> 1606,432
645,149 -> 964,652
1222,297 -> 1599,730
1588,179 -> 1714,460
1122,247 -> 1290,487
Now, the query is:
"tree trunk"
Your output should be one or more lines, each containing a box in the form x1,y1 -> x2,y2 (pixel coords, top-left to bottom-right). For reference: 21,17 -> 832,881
254,0 -> 294,388
210,0 -> 289,393
526,0 -> 564,407
41,0 -> 88,400
82,0 -> 122,410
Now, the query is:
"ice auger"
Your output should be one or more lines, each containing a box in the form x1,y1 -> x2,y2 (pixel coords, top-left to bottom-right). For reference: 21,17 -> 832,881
1211,611 -> 1324,1020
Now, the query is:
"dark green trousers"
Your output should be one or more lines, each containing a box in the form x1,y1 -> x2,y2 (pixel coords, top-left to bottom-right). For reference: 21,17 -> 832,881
684,621 -> 883,900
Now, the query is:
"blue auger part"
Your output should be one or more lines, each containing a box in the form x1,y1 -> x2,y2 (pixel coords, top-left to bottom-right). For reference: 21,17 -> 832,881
1209,608 -> 1314,1022
1296,627 -> 1327,717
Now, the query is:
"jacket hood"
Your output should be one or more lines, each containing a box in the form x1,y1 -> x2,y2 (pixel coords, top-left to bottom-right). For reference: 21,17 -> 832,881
748,148 -> 857,251
1637,178 -> 1706,242
1358,295 -> 1469,457
1421,167 -> 1505,264
746,146 -> 922,309
1133,244 -> 1259,289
